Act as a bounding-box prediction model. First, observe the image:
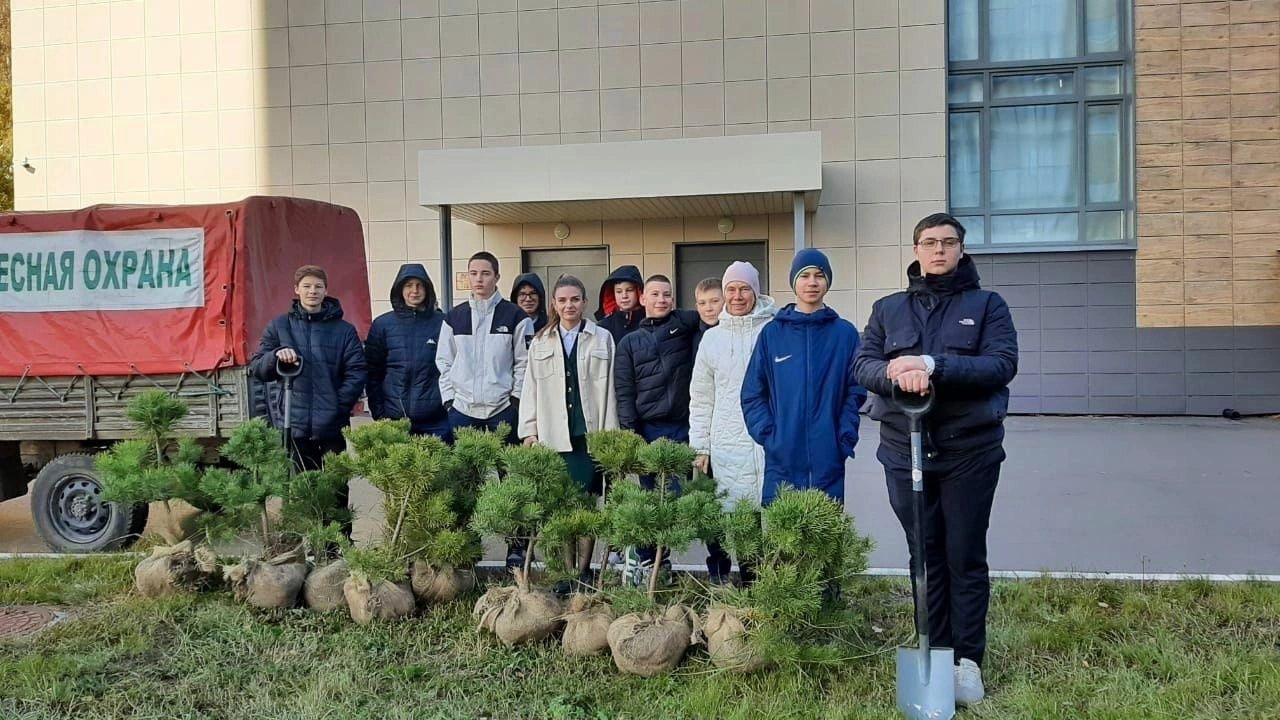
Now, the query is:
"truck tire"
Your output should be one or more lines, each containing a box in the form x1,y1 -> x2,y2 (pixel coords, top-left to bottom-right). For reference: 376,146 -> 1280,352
31,454 -> 142,553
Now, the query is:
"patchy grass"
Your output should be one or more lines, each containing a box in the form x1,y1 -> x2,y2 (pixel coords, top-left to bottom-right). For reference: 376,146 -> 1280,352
0,556 -> 134,605
0,560 -> 1277,719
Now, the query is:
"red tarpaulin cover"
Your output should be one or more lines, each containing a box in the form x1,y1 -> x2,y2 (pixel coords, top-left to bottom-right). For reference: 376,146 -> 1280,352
0,196 -> 372,377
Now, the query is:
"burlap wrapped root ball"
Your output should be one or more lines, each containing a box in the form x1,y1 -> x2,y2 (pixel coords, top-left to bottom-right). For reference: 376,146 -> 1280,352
303,559 -> 351,612
224,549 -> 308,609
560,594 -> 614,657
472,586 -> 565,647
134,540 -> 213,597
606,605 -> 701,677
410,561 -> 476,604
705,607 -> 771,673
343,575 -> 416,624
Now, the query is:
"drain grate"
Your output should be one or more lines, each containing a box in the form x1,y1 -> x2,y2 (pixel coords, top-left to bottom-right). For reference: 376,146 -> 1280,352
0,606 -> 64,640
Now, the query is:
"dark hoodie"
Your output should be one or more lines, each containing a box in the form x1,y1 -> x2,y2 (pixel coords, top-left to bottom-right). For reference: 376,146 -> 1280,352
251,296 -> 367,441
853,254 -> 1018,468
510,272 -> 548,345
364,263 -> 450,433
595,265 -> 646,342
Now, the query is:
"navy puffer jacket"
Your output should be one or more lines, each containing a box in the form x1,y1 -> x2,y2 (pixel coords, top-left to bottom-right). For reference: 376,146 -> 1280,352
614,310 -> 701,430
250,297 -> 367,441
853,255 -> 1018,466
364,264 -> 448,430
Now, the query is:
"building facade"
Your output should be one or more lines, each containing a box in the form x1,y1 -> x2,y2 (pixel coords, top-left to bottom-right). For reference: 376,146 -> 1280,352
8,0 -> 1280,414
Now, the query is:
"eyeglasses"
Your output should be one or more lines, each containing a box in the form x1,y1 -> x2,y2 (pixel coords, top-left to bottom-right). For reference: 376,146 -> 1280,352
916,238 -> 962,250
517,291 -> 539,299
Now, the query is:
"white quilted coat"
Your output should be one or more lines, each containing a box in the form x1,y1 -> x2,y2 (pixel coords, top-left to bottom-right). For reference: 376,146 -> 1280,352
689,295 -> 777,510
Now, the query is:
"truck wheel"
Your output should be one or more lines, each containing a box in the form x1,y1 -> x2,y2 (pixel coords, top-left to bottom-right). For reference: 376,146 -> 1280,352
31,454 -> 141,553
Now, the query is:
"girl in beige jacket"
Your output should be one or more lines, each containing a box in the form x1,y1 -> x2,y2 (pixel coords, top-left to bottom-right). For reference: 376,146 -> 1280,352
517,275 -> 619,592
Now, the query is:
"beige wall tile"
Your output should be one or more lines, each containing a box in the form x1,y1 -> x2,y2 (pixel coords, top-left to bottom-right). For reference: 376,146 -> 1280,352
182,149 -> 220,189
682,82 -> 724,126
80,156 -> 116,195
855,28 -> 899,73
724,0 -> 765,38
559,49 -> 600,90
440,0 -> 479,15
219,147 -> 257,186
481,93 -> 521,134
442,96 -> 481,136
76,42 -> 111,81
368,221 -> 409,261
640,1 -> 681,44
899,0 -> 944,26
13,85 -> 45,123
855,158 -> 900,203
287,0 -> 326,26
856,244 -> 901,289
329,182 -> 368,216
78,116 -> 113,153
327,23 -> 366,64
854,0 -> 898,29
814,204 -> 855,247
44,157 -> 81,197
642,43 -> 683,85
899,24 -> 944,70
855,202 -> 900,245
768,34 -> 811,78
180,73 -> 219,112
45,82 -> 79,121
601,87 -> 641,129
725,79 -> 767,123
47,119 -> 80,157
291,66 -> 329,105
402,18 -> 443,58
812,117 -> 855,160
369,180 -> 408,220
899,112 -> 944,157
899,68 -> 943,113
218,108 -> 256,147
642,85 -> 683,127
289,26 -> 327,66
812,74 -> 854,119
366,60 -> 405,100
900,156 -> 945,200
812,0 -> 855,32
520,51 -> 560,93
856,114 -> 898,159
519,10 -> 559,52
330,141 -> 371,181
148,151 -> 185,189
440,15 -> 480,56
559,6 -> 599,50
600,3 -> 641,46
12,47 -> 44,87
217,31 -> 255,72
682,0 -> 724,41
218,70 -> 256,109
114,153 -> 149,192
480,12 -> 519,53
767,77 -> 810,121
812,30 -> 854,76
521,92 -> 561,133
725,37 -> 766,81
855,71 -> 899,115
368,141 -> 407,181
480,54 -> 518,93
442,56 -> 481,96
252,28 -> 290,68
561,90 -> 602,132
822,160 -> 856,204
682,40 -> 725,84
766,0 -> 810,35
600,45 -> 641,88
367,101 -> 405,140
258,106 -> 293,145
110,77 -> 146,117
291,105 -> 330,145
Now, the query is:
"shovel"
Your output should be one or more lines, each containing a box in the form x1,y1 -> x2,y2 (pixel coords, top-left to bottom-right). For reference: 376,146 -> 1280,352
892,381 -> 955,720
275,355 -> 304,473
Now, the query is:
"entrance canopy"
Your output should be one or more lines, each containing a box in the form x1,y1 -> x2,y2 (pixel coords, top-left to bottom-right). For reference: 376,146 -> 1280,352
417,132 -> 823,224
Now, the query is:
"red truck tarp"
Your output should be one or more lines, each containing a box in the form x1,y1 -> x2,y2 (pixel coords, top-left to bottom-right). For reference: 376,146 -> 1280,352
0,197 -> 372,377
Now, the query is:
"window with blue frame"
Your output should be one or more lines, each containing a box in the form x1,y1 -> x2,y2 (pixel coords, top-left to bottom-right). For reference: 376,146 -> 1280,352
947,0 -> 1134,250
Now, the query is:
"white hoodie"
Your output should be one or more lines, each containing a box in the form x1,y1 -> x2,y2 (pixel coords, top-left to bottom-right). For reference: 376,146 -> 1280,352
436,291 -> 531,419
688,295 -> 777,510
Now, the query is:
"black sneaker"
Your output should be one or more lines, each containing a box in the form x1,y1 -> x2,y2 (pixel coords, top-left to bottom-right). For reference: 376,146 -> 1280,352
552,579 -> 574,597
505,542 -> 527,570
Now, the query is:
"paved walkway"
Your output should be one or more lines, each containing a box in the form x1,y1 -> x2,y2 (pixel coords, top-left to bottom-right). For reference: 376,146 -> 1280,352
3,416 -> 1276,576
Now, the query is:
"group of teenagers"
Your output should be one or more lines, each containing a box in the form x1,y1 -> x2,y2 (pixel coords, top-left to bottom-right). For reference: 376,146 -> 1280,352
250,212 -> 1018,707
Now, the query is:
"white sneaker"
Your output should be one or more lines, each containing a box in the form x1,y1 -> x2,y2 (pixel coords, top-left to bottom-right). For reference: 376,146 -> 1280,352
954,659 -> 985,707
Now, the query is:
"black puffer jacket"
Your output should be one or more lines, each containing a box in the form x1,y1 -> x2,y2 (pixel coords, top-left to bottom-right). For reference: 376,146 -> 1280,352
250,297 -> 367,441
854,255 -> 1018,466
595,265 -> 646,343
614,310 -> 700,430
364,264 -> 448,431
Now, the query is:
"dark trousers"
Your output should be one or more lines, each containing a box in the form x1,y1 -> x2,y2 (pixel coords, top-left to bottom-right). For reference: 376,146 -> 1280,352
885,454 -> 1000,667
448,403 -> 521,445
636,420 -> 688,566
288,435 -> 352,538
410,416 -> 454,443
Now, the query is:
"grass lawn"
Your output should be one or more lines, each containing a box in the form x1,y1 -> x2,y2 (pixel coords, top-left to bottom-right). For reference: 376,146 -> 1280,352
1,556 -> 1277,720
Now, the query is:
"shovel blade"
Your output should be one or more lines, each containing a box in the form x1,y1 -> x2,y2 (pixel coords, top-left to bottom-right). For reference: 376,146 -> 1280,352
895,646 -> 955,720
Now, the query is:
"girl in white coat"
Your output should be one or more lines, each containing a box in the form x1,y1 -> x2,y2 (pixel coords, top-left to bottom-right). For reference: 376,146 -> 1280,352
689,261 -> 776,583
519,275 -> 618,591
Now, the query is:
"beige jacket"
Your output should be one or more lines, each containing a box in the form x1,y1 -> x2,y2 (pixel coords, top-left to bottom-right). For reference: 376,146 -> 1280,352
518,319 -> 619,451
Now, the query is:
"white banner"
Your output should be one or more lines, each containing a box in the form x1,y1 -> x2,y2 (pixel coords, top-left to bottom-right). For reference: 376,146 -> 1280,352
0,228 -> 206,312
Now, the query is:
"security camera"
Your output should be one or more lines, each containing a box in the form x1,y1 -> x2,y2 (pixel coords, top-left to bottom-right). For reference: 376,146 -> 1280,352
21,158 -> 34,173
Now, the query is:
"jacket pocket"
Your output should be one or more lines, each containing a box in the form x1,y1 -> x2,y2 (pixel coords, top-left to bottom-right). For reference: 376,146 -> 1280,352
589,346 -> 612,379
942,324 -> 980,354
886,328 -> 920,356
531,347 -> 558,379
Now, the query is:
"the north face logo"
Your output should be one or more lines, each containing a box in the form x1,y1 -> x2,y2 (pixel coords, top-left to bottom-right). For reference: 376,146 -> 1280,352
427,339 -> 437,344
496,325 -> 509,333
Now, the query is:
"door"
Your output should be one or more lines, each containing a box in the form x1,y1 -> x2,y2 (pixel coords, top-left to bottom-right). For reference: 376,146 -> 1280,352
674,241 -> 769,308
521,247 -> 611,315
